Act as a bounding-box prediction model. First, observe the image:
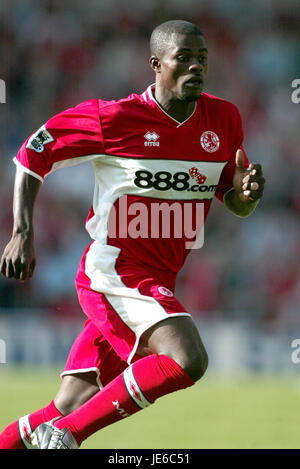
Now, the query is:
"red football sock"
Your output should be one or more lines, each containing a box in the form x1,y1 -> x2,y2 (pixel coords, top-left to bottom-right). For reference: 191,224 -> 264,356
0,400 -> 63,449
54,354 -> 194,446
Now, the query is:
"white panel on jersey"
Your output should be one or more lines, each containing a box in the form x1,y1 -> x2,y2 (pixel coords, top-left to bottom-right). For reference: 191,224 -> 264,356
50,153 -> 102,175
84,154 -> 226,243
92,154 -> 226,202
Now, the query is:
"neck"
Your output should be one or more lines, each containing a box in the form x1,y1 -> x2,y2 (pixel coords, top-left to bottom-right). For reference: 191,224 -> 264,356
153,86 -> 196,123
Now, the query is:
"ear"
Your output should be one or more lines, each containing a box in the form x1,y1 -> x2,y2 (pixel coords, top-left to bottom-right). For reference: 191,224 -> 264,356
149,56 -> 161,73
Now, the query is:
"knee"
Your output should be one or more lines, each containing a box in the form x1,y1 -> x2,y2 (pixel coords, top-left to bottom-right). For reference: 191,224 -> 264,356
173,347 -> 209,382
142,317 -> 209,383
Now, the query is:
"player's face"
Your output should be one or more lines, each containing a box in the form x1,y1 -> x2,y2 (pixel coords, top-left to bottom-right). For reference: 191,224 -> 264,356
155,33 -> 208,102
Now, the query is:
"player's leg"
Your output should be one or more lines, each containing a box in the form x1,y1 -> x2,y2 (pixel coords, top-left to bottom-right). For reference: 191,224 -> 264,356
138,315 -> 208,382
0,373 -> 98,449
0,401 -> 63,449
53,315 -> 207,416
37,316 -> 206,448
54,372 -> 100,416
31,265 -> 208,448
0,321 -> 126,449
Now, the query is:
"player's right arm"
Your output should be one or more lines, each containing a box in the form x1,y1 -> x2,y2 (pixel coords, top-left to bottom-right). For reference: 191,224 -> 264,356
1,166 -> 41,280
1,99 -> 103,281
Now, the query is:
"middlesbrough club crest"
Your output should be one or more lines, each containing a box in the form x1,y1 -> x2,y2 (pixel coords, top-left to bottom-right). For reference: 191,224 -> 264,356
200,131 -> 220,153
158,286 -> 173,297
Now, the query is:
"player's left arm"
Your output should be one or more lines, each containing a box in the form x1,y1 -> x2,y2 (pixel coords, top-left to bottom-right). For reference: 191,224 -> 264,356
224,149 -> 265,217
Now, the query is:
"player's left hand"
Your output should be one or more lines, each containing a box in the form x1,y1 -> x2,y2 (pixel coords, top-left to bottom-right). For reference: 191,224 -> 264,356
233,149 -> 265,203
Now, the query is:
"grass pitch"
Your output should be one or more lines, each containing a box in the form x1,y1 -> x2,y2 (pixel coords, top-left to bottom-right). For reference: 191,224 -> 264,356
0,366 -> 299,449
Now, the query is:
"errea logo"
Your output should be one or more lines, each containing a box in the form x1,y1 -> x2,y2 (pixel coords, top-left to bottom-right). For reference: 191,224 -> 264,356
144,131 -> 160,147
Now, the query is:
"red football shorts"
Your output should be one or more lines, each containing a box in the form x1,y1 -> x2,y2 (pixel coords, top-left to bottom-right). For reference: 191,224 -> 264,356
61,242 -> 191,386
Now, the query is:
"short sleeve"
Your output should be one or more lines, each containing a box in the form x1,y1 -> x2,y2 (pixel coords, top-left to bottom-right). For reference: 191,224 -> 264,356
215,105 -> 249,203
14,99 -> 104,181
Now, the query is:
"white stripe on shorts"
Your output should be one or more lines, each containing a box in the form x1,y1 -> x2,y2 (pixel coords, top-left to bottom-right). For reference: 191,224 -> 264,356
85,241 -> 192,365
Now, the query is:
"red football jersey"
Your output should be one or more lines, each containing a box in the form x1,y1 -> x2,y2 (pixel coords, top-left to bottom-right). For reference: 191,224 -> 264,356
14,84 -> 248,274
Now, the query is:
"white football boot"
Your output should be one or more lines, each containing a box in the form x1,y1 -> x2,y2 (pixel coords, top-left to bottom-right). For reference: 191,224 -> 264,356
31,418 -> 78,449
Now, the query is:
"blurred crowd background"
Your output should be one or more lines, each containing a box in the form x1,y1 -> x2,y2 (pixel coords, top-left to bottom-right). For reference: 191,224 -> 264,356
0,0 -> 300,343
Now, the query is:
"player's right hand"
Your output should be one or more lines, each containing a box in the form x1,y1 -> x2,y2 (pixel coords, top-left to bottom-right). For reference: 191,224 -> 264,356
0,232 -> 36,281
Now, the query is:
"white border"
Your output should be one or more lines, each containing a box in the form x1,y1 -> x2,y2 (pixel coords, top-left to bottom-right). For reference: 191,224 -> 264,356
13,153 -> 103,182
123,365 -> 152,408
127,313 -> 191,365
60,367 -> 103,389
18,414 -> 33,449
13,157 -> 44,182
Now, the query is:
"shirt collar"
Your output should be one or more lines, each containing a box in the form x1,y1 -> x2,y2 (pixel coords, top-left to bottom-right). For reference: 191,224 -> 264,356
142,83 -> 197,128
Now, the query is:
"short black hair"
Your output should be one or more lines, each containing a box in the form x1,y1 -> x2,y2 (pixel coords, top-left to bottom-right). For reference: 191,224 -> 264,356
150,20 -> 204,58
